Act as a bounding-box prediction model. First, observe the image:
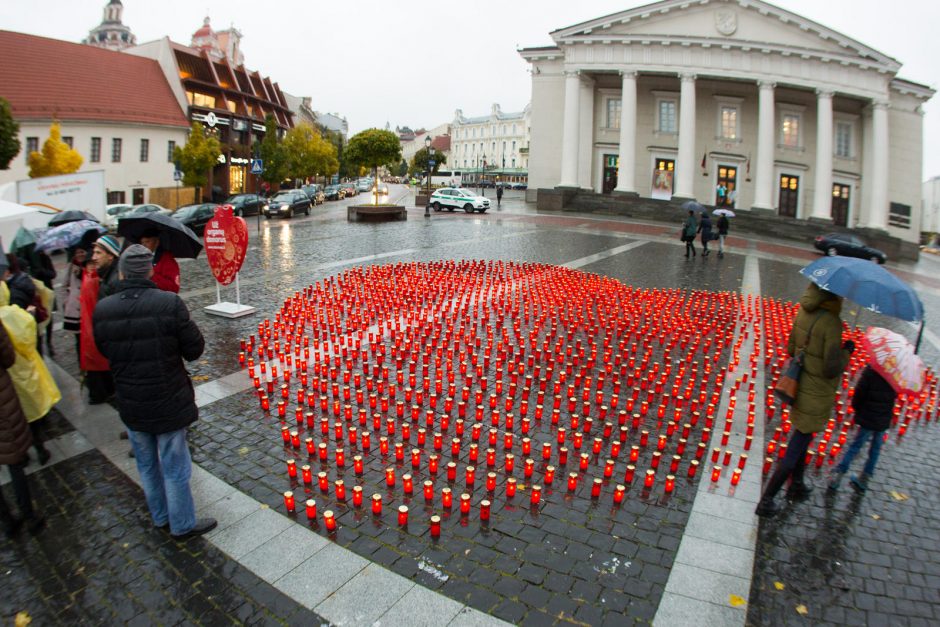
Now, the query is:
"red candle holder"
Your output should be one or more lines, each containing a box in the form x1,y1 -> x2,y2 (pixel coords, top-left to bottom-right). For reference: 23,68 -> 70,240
301,464 -> 312,484
323,509 -> 336,531
624,464 -> 635,483
318,472 -> 329,493
731,468 -> 742,486
591,478 -> 602,498
334,479 -> 346,501
442,487 -> 453,508
664,475 -> 675,493
644,469 -> 655,489
430,514 -> 441,538
530,485 -> 542,505
398,505 -> 409,527
506,477 -> 517,497
447,462 -> 457,481
567,472 -> 578,492
403,473 -> 414,495
486,472 -> 497,491
460,493 -> 471,515
711,465 -> 721,483
613,484 -> 625,504
352,485 -> 363,507
630,445 -> 640,463
579,454 -> 590,471
429,454 -> 440,474
305,498 -> 317,520
372,493 -> 383,516
286,459 -> 297,478
284,491 -> 296,513
385,467 -> 396,487
505,453 -> 515,473
480,499 -> 491,521
465,466 -> 476,486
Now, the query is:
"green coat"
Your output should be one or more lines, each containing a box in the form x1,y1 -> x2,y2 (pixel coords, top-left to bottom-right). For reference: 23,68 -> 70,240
682,215 -> 698,239
787,283 -> 851,433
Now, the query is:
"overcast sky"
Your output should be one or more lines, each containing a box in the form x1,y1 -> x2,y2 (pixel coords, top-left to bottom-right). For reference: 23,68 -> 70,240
5,0 -> 940,176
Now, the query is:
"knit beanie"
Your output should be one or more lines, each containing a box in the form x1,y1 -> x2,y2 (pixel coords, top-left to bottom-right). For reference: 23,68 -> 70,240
93,234 -> 121,258
119,244 -> 154,279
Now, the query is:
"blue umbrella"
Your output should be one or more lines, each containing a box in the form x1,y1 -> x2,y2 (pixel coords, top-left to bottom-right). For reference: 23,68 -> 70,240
35,220 -> 106,252
799,256 -> 923,322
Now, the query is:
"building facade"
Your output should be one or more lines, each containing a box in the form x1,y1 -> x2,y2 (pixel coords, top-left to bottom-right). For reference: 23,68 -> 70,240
451,104 -> 531,184
126,17 -> 293,199
520,0 -> 933,243
923,176 -> 940,235
0,31 -> 189,205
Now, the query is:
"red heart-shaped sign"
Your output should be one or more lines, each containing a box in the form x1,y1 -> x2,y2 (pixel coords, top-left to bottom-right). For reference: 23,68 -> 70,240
203,205 -> 248,286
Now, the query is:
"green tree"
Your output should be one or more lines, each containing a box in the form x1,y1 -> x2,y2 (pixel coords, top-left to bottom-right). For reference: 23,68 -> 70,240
344,129 -> 401,205
409,147 -> 446,177
282,123 -> 338,182
173,121 -> 221,198
258,114 -> 288,186
27,120 -> 83,177
397,159 -> 408,177
0,98 -> 21,170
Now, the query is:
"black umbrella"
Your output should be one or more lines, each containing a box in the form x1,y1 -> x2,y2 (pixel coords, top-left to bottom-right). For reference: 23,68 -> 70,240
117,213 -> 203,259
680,200 -> 706,213
48,210 -> 99,226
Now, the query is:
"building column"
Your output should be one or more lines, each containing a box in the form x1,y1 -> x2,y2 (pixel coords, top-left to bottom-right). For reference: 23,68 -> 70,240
578,76 -> 595,189
753,81 -> 775,210
674,73 -> 696,199
614,71 -> 638,194
810,90 -> 834,220
559,70 -> 581,188
866,100 -> 890,230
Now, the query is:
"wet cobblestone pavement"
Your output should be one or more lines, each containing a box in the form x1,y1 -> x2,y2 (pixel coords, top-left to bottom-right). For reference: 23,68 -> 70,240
18,188 -> 940,625
1,450 -> 323,625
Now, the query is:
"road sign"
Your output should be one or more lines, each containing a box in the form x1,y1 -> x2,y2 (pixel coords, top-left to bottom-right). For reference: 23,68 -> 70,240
428,159 -> 436,167
250,159 -> 264,175
173,169 -> 183,182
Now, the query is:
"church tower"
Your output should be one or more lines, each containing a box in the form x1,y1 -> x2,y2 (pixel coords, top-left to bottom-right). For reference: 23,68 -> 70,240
83,0 -> 137,51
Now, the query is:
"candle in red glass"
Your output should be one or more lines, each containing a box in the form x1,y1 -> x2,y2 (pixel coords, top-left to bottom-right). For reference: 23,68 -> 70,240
711,465 -> 721,482
397,505 -> 409,527
284,491 -> 296,512
530,485 -> 542,505
486,472 -> 497,491
430,515 -> 441,538
664,475 -> 675,493
558,447 -> 568,465
318,471 -> 329,492
286,459 -> 297,478
506,477 -> 517,497
423,480 -> 434,502
613,484 -> 625,504
433,433 -> 443,451
572,432 -> 583,450
644,469 -> 655,489
352,486 -> 363,507
465,466 -> 476,486
556,427 -> 566,445
371,493 -> 383,515
380,437 -> 389,455
334,479 -> 347,501
591,478 -> 602,498
335,448 -> 346,468
429,454 -> 440,474
479,499 -> 491,521
577,453 -> 588,471
323,510 -> 336,531
504,453 -> 515,473
542,443 -> 552,460
402,473 -> 414,495
442,461 -> 455,481
567,472 -> 578,491
640,430 -> 649,447
460,493 -> 471,515
442,487 -> 453,508
651,451 -> 662,469
301,464 -> 312,484
385,467 -> 396,487
451,438 -> 461,456
603,459 -> 615,479
394,443 -> 405,463
688,459 -> 700,478
630,445 -> 640,463
305,498 -> 317,520
731,468 -> 742,486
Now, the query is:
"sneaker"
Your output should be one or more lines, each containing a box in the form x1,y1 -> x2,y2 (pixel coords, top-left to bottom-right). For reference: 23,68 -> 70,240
171,518 -> 218,540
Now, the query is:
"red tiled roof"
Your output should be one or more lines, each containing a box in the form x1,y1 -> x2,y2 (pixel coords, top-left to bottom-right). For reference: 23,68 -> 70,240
0,30 -> 189,128
431,135 -> 451,152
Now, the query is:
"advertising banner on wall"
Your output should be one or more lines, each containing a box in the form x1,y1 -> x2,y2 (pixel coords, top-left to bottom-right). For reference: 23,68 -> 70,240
651,169 -> 673,201
15,170 -> 107,221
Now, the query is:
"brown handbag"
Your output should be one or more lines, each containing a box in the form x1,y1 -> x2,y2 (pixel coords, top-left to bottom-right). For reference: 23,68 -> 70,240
773,312 -> 824,405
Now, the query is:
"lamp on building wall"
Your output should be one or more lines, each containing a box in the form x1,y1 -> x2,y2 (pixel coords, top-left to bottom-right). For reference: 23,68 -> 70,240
425,135 -> 432,217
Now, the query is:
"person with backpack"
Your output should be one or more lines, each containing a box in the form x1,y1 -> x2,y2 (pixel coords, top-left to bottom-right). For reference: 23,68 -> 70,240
828,365 -> 897,493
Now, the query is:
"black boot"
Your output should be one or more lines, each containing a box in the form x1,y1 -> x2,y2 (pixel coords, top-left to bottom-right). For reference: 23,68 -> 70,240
0,496 -> 23,539
787,457 -> 813,501
756,466 -> 790,517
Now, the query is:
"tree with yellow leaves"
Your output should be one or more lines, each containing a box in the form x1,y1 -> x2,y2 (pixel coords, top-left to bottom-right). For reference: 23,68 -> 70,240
27,121 -> 83,178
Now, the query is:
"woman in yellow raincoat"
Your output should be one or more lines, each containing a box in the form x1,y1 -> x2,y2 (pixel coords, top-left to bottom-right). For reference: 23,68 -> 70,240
0,280 -> 61,465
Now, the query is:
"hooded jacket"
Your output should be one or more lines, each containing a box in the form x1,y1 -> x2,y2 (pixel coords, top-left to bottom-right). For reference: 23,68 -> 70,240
851,366 -> 897,432
0,323 -> 32,465
93,278 -> 204,434
787,283 -> 851,433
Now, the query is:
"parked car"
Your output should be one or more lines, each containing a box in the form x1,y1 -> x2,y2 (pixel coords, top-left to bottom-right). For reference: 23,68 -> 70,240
341,182 -> 358,197
103,203 -> 134,229
225,193 -> 267,217
814,233 -> 886,264
430,188 -> 490,213
118,204 -> 171,226
170,202 -> 216,236
325,185 -> 345,201
301,184 -> 326,205
262,190 -> 311,219
357,179 -> 373,193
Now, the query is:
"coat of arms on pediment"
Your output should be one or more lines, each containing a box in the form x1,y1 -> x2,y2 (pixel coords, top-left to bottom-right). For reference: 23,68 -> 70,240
715,9 -> 737,36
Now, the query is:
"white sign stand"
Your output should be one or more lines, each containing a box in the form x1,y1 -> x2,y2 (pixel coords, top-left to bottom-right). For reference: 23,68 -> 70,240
204,272 -> 256,318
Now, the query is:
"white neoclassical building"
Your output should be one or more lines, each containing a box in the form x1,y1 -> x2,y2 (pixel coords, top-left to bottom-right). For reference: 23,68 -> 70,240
451,104 -> 531,184
520,0 -> 933,244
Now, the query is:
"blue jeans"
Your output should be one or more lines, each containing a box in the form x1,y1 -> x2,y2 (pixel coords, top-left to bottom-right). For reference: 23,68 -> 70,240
127,428 -> 196,535
836,427 -> 884,477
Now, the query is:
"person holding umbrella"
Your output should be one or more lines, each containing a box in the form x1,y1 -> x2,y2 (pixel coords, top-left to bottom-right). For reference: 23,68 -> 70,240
829,327 -> 923,493
756,283 -> 854,517
698,210 -> 714,257
714,209 -> 733,258
682,209 -> 698,258
136,228 -> 180,293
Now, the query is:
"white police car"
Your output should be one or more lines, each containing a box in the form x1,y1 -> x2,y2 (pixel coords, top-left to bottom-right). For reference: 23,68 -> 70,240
430,188 -> 490,213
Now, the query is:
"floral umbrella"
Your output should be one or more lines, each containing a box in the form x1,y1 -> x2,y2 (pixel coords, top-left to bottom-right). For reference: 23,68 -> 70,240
861,326 -> 925,395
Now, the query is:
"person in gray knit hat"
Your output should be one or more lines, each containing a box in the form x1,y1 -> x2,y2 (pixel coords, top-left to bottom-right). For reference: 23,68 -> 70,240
93,245 -> 215,539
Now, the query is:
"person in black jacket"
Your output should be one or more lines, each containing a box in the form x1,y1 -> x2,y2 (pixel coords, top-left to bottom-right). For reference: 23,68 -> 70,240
828,365 -> 897,493
3,254 -> 36,311
93,245 -> 216,539
716,214 -> 730,258
698,211 -> 713,257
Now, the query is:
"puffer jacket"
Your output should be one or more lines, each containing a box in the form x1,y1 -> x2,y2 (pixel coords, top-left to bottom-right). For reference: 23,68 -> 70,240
93,278 -> 205,434
852,366 -> 897,432
787,283 -> 851,433
0,324 -> 32,465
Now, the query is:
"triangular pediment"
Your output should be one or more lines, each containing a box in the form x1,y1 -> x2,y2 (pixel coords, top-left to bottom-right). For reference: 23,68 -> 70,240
551,0 -> 899,71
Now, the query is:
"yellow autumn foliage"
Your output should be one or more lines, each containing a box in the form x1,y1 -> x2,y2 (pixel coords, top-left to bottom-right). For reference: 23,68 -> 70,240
27,121 -> 83,178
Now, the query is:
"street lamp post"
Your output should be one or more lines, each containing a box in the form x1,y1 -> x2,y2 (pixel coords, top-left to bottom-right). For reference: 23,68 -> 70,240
425,135 -> 432,217
480,154 -> 486,197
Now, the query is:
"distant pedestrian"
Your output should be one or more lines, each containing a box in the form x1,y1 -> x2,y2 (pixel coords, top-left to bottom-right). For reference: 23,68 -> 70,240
496,184 -> 503,208
682,210 -> 698,258
756,283 -> 853,517
0,309 -> 46,538
716,213 -> 730,258
828,366 -> 897,493
727,185 -> 737,208
716,183 -> 727,206
63,247 -> 88,355
81,234 -> 121,404
93,245 -> 215,539
698,211 -> 713,257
